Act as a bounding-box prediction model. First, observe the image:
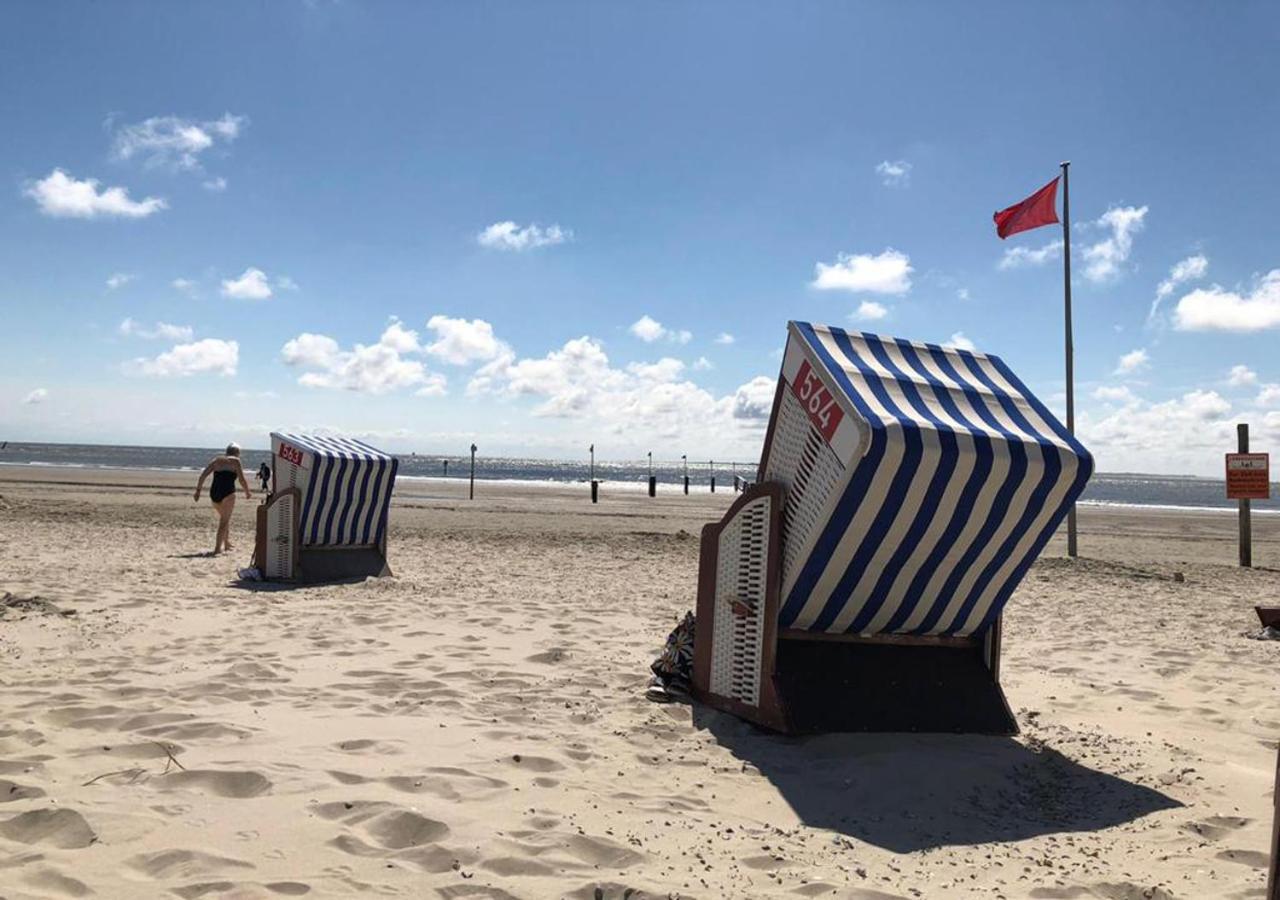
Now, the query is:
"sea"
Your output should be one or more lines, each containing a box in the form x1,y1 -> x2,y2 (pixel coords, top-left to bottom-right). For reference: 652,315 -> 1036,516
1,441 -> 1276,514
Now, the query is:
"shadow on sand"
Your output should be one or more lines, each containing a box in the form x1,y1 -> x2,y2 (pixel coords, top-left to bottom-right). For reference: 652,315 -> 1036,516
693,707 -> 1181,853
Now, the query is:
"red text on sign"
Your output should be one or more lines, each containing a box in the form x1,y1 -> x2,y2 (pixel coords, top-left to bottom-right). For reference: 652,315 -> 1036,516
279,443 -> 304,467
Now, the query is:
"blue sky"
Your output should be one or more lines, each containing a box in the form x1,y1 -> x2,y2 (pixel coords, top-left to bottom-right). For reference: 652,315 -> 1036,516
3,2 -> 1279,474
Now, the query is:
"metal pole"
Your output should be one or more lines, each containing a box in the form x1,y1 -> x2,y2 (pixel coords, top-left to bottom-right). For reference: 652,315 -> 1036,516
469,443 -> 476,500
682,454 -> 688,495
1239,423 -> 1252,568
1062,160 -> 1078,558
647,451 -> 655,498
709,459 -> 715,494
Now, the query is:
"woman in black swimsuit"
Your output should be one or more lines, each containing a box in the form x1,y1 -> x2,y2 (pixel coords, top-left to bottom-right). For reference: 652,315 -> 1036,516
194,443 -> 252,556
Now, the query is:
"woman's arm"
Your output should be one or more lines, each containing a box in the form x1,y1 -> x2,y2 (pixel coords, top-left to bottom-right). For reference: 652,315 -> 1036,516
236,459 -> 251,499
194,460 -> 215,501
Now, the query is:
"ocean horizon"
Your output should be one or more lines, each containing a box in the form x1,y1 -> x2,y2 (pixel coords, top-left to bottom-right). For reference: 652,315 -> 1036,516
2,440 -> 1274,514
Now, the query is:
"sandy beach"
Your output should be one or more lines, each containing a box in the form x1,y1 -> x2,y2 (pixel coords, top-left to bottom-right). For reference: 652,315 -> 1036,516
1,465 -> 1278,899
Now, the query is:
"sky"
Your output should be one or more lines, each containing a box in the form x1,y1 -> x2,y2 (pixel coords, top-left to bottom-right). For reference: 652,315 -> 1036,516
3,2 -> 1279,475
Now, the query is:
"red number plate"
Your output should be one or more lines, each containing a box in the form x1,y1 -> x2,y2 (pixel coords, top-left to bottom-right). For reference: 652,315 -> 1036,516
278,443 -> 304,466
791,359 -> 844,443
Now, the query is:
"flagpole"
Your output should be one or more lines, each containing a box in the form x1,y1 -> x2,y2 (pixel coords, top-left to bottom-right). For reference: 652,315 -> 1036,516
1061,160 -> 1077,558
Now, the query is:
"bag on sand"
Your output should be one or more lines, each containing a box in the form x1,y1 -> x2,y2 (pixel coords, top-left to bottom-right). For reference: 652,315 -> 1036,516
647,611 -> 695,703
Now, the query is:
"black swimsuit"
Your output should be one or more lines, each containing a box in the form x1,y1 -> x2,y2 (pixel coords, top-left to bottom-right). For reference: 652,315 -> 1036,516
210,470 -> 237,503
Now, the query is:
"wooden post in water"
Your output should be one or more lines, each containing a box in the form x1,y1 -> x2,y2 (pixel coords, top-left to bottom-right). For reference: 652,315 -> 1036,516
682,454 -> 689,495
443,459 -> 448,477
1239,423 -> 1252,568
648,451 -> 656,497
709,459 -> 715,494
469,443 -> 477,501
590,444 -> 597,504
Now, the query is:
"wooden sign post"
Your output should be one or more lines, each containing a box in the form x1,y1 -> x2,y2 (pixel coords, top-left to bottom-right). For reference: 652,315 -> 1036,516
1225,424 -> 1269,568
469,443 -> 477,500
1269,743 -> 1279,900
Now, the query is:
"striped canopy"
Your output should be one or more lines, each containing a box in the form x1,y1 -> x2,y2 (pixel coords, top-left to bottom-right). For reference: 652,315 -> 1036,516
761,322 -> 1093,638
270,433 -> 399,548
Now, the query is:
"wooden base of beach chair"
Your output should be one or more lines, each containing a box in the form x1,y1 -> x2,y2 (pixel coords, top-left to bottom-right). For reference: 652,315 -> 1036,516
771,625 -> 1016,735
295,545 -> 392,583
1257,607 -> 1280,629
692,481 -> 1016,735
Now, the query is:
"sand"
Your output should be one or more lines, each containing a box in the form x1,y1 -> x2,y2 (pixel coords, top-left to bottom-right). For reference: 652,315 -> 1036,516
0,465 -> 1278,899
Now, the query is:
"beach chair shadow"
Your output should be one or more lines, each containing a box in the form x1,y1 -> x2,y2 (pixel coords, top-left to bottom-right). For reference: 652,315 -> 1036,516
693,705 -> 1181,852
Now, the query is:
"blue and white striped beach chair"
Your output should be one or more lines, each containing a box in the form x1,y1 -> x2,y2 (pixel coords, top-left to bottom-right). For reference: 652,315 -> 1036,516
692,322 -> 1093,734
252,433 -> 400,583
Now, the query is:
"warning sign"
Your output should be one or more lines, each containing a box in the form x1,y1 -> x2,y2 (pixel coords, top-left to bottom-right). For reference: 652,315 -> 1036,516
1225,453 -> 1270,500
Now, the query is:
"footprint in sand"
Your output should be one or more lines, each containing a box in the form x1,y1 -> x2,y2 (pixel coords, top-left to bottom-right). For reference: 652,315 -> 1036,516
125,848 -> 255,880
155,770 -> 272,799
1183,814 -> 1250,840
0,807 -> 97,848
22,868 -> 95,897
0,778 -> 46,802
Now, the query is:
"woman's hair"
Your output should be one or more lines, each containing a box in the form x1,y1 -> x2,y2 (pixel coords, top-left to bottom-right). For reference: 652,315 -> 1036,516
226,442 -> 241,457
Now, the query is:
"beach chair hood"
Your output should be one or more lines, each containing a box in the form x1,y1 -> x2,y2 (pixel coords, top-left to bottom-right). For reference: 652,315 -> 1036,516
765,322 -> 1093,638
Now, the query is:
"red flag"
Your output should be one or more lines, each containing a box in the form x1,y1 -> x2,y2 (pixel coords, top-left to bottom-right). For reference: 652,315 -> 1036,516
993,177 -> 1060,239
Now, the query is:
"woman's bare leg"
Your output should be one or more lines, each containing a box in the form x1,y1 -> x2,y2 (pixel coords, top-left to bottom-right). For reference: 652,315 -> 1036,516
222,494 -> 236,552
213,496 -> 235,554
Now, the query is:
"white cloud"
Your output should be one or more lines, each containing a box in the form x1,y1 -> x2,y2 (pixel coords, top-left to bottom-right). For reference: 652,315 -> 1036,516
476,221 -> 571,251
693,356 -> 713,371
812,248 -> 912,295
22,388 -> 48,405
1228,364 -> 1257,387
129,338 -> 239,377
118,318 -> 194,341
1157,255 -> 1208,299
875,159 -> 912,187
854,300 -> 888,321
714,332 -> 736,345
1174,270 -> 1280,332
998,240 -> 1063,270
628,358 -> 686,382
276,276 -> 299,291
25,169 -> 166,219
629,315 -> 691,344
957,288 -> 971,301
202,176 -> 228,192
1082,205 -> 1148,283
1257,384 -> 1280,408
221,267 -> 273,300
467,334 -> 774,447
1093,385 -> 1137,404
106,272 -> 135,290
172,277 -> 197,294
425,315 -> 505,364
1149,254 -> 1209,321
1115,348 -> 1149,375
1080,388 -> 1234,475
944,332 -> 976,352
281,323 -> 446,396
112,113 -> 247,171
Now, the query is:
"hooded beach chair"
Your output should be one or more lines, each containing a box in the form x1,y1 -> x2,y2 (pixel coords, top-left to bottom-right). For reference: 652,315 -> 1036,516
692,322 -> 1093,734
252,433 -> 399,583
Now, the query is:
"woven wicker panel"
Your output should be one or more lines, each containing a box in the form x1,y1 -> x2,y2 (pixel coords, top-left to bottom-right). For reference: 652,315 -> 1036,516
710,495 -> 772,706
763,388 -> 846,602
